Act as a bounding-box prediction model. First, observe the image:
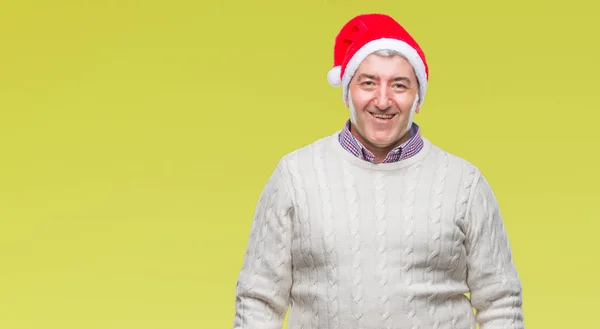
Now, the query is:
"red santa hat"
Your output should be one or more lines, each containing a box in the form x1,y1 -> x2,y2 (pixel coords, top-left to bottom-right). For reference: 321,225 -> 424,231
327,13 -> 429,108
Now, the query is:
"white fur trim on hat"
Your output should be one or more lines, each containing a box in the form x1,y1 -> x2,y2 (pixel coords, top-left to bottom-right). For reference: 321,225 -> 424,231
341,38 -> 428,108
327,65 -> 342,87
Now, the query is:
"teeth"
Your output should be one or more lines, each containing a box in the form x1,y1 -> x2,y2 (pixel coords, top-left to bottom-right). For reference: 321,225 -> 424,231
372,113 -> 394,119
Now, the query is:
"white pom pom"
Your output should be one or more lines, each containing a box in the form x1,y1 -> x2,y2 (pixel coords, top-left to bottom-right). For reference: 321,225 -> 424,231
327,66 -> 342,87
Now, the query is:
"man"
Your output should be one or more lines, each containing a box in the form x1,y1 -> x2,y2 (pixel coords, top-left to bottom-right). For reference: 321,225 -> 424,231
232,13 -> 524,329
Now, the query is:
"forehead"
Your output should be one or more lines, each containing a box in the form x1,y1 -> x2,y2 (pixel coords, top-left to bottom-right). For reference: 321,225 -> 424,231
355,53 -> 415,78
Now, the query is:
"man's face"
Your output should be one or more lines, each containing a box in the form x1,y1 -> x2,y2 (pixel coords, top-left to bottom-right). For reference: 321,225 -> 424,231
346,53 -> 420,151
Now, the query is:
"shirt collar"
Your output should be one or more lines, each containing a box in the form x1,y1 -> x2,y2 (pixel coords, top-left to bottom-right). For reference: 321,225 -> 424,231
338,119 -> 423,163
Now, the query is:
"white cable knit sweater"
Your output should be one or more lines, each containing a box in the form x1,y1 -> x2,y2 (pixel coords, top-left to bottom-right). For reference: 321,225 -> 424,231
233,131 -> 524,329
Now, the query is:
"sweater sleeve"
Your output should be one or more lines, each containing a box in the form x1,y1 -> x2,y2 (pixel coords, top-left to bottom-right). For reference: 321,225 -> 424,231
232,162 -> 294,329
463,172 -> 525,329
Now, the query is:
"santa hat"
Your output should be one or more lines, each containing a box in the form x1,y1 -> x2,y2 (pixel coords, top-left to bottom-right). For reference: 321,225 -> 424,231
327,13 -> 429,108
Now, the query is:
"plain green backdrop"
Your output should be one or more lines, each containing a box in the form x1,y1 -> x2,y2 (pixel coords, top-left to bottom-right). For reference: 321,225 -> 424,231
1,1 -> 598,328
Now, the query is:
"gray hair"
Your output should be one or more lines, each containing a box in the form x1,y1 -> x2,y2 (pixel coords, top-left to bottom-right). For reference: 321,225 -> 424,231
373,49 -> 405,57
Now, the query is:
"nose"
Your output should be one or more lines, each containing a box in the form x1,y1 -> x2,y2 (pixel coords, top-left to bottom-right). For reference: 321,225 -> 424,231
373,86 -> 392,110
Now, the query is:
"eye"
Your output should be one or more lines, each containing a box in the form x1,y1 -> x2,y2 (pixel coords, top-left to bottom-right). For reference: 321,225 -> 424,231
392,83 -> 407,89
359,81 -> 377,90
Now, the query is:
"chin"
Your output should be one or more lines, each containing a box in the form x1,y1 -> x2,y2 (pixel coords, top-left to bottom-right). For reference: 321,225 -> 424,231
365,129 -> 401,147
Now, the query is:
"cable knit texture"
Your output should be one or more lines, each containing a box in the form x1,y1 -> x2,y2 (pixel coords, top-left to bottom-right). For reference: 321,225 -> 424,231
233,131 -> 524,329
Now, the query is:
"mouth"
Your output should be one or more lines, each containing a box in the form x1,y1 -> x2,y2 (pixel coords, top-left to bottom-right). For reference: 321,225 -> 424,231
369,112 -> 396,120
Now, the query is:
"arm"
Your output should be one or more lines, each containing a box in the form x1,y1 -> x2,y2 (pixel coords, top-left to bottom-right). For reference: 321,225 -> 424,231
232,162 -> 294,329
464,171 -> 525,329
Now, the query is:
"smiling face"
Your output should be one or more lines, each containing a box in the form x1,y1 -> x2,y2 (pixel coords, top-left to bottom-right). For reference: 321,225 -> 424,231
346,52 -> 420,160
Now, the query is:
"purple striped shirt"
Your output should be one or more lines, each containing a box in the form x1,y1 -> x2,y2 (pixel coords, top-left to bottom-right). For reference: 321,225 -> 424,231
338,119 -> 424,163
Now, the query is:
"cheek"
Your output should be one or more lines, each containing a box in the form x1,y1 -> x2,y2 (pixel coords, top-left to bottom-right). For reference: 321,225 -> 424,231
350,100 -> 367,113
393,94 -> 413,107
354,95 -> 375,111
392,95 -> 418,114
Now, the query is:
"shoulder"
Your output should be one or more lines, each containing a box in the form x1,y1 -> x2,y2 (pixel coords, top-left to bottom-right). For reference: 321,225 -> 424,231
261,132 -> 338,186
424,139 -> 499,225
277,133 -> 337,170
264,133 -> 337,202
424,137 -> 484,187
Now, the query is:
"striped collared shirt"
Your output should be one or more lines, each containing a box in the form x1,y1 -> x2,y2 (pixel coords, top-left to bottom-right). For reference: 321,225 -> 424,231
338,119 -> 424,163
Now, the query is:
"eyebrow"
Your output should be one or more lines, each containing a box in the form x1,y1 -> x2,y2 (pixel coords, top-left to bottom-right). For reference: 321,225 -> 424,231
356,74 -> 412,84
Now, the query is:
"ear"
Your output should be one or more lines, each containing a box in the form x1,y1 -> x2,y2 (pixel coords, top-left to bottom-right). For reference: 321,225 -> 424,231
414,92 -> 421,113
344,91 -> 350,108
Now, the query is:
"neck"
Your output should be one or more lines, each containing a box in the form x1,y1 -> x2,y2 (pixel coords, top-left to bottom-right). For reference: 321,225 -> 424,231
332,129 -> 432,171
349,122 -> 413,162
